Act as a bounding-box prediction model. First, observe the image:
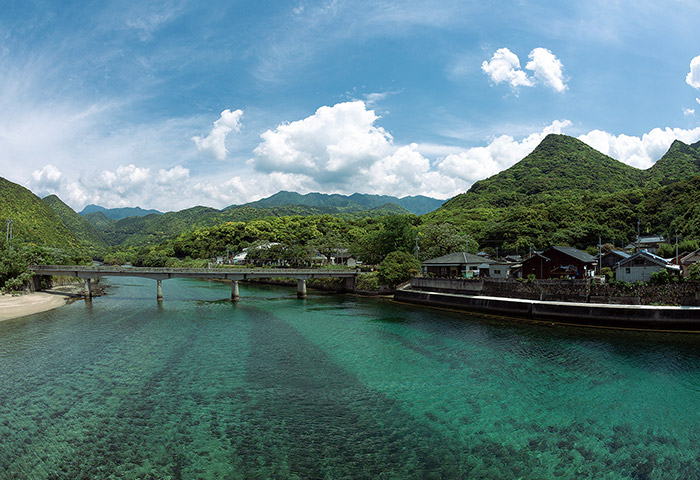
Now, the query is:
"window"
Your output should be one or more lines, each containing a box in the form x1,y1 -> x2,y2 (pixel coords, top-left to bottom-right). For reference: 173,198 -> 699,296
494,269 -> 501,275
625,268 -> 631,274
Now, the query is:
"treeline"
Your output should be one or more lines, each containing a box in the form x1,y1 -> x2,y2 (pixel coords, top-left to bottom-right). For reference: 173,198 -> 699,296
0,240 -> 90,292
99,214 -> 480,268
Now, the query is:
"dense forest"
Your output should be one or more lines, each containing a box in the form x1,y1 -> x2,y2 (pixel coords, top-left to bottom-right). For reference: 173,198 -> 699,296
2,133 -> 700,291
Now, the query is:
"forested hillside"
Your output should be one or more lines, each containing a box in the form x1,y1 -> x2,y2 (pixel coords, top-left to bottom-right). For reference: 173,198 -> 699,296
43,195 -> 108,249
0,177 -> 81,248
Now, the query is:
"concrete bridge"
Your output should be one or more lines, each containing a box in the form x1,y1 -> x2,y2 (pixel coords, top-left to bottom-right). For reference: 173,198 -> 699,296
29,265 -> 360,300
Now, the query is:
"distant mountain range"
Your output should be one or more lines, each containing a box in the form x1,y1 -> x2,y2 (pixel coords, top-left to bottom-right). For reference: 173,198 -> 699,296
79,204 -> 162,220
229,191 -> 445,216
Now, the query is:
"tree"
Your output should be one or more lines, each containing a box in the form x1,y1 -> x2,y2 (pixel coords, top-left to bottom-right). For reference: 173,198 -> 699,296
377,251 -> 421,287
418,223 -> 464,260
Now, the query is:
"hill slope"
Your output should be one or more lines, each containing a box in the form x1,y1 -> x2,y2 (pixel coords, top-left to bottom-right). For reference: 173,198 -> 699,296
0,177 -> 81,248
42,195 -> 108,249
645,139 -> 700,187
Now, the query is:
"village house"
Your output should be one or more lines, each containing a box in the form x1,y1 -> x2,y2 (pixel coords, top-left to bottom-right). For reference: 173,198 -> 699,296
421,252 -> 495,278
520,246 -> 597,280
625,235 -> 665,254
680,248 -> 700,277
613,250 -> 680,282
331,249 -> 359,268
599,250 -> 630,272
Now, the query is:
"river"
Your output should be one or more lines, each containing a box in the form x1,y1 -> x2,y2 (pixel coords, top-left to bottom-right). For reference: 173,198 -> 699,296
1,277 -> 699,479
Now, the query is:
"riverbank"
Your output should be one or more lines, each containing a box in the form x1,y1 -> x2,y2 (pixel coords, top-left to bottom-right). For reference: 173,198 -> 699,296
0,285 -> 83,322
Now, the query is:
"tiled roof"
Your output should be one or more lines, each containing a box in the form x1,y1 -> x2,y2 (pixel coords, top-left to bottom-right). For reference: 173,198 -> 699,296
422,251 -> 494,265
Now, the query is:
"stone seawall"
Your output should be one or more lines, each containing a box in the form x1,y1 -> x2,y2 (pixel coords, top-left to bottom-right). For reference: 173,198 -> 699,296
410,277 -> 700,306
395,289 -> 700,331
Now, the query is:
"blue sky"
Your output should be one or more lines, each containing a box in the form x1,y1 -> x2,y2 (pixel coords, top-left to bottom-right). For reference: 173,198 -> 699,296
2,0 -> 700,211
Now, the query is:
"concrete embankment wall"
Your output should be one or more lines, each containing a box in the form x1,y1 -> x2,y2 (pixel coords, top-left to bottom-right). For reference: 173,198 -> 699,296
394,289 -> 700,331
409,277 -> 700,306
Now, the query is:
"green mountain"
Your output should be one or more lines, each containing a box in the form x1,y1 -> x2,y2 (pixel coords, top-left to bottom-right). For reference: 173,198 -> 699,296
425,134 -> 700,251
229,191 -> 443,215
645,139 -> 700,187
42,195 -> 108,249
440,134 -> 644,212
0,177 -> 81,248
79,204 -> 162,220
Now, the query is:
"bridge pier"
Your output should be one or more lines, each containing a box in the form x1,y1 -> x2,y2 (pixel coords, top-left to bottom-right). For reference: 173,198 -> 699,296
297,279 -> 307,299
157,279 -> 163,301
84,278 -> 92,299
231,280 -> 239,301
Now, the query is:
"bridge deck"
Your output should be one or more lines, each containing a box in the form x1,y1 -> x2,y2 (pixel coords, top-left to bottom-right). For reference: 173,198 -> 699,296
29,265 -> 359,281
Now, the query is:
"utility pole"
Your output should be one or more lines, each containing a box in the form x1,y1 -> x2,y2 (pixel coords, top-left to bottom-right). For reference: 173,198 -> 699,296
676,231 -> 679,264
598,235 -> 602,275
5,219 -> 12,249
414,235 -> 420,260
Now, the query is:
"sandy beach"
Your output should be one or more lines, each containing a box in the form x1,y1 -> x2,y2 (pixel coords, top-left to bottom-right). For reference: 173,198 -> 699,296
0,286 -> 84,322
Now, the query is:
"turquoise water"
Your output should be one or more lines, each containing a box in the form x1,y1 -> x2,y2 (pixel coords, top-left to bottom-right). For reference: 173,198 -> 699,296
1,278 -> 699,479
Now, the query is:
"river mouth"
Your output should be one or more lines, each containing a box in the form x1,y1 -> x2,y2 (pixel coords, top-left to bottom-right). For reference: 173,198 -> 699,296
1,276 -> 699,479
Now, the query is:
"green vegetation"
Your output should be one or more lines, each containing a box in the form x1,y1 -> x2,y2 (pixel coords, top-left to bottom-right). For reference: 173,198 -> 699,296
377,251 -> 421,287
0,177 -> 82,249
42,195 -> 108,250
0,240 -> 90,292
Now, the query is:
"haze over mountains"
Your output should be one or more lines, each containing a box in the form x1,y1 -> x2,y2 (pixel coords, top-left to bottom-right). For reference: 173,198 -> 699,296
2,134 -> 700,252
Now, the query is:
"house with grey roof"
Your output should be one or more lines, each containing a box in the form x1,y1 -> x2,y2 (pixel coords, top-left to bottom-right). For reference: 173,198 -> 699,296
679,249 -> 700,277
613,250 -> 680,282
421,252 -> 495,278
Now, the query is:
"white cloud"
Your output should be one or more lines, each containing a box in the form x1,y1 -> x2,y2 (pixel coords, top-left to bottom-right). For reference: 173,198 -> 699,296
252,101 -> 393,182
31,164 -> 63,190
578,127 -> 700,169
436,120 -> 572,183
482,47 -> 567,93
696,98 -> 700,105
481,48 -> 533,90
525,47 -> 567,93
684,108 -> 696,117
687,55 -> 700,89
192,109 -> 244,161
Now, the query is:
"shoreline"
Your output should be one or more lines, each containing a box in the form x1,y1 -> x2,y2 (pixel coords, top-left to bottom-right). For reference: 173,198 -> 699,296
0,285 -> 84,322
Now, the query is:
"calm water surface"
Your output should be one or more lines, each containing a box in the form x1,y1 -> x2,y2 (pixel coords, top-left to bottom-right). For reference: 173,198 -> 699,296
1,277 -> 699,479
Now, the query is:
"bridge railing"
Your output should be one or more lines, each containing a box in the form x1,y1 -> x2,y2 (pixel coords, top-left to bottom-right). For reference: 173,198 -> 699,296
29,265 -> 360,276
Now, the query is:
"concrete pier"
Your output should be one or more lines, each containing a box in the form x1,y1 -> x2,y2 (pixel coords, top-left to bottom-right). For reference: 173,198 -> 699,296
231,280 -> 240,301
84,278 -> 92,299
297,279 -> 307,299
156,279 -> 163,301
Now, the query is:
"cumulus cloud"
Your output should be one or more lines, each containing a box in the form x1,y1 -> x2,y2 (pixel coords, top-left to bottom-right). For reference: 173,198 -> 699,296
482,47 -> 567,93
578,127 -> 700,169
436,120 -> 572,183
481,48 -> 533,90
192,109 -> 243,160
525,48 -> 567,93
252,101 -> 393,182
687,55 -> 700,89
684,108 -> 696,117
31,164 -> 63,191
